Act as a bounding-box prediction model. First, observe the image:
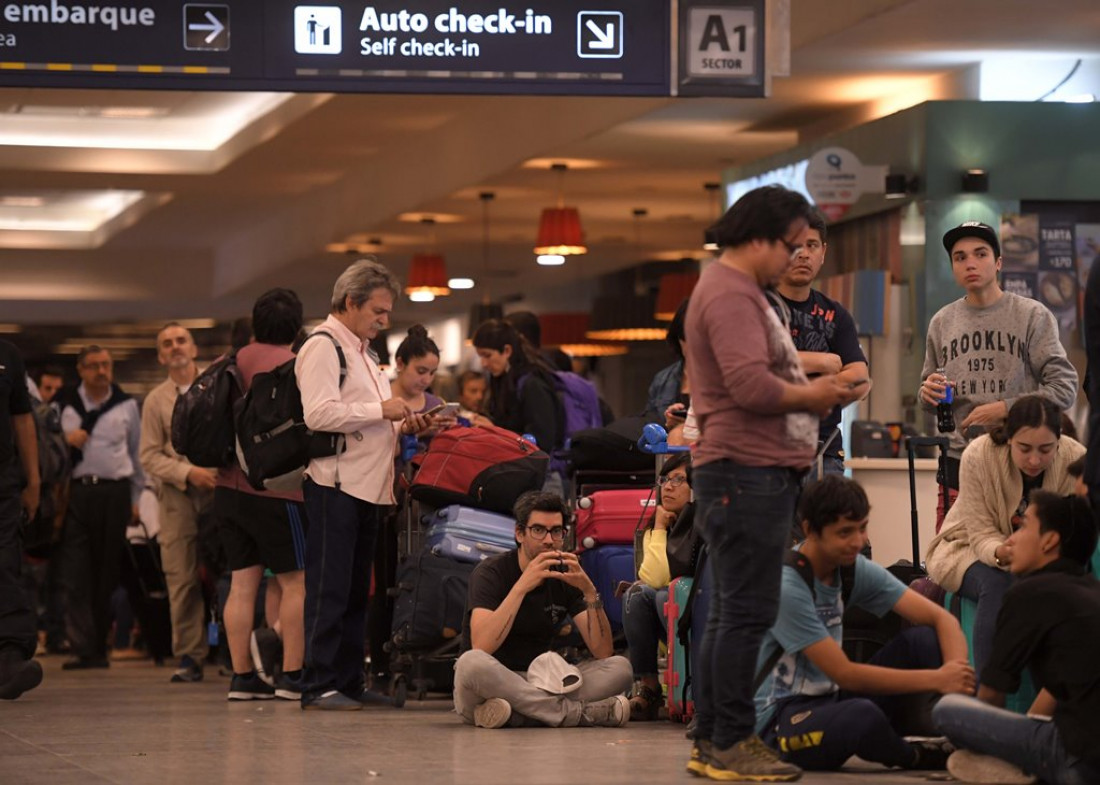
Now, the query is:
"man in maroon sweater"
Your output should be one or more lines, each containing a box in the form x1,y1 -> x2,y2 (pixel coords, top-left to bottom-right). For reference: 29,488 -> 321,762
685,185 -> 868,782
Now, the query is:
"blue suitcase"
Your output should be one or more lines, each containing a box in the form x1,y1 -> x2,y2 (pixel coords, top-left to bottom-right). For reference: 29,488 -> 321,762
578,544 -> 635,632
424,505 -> 516,564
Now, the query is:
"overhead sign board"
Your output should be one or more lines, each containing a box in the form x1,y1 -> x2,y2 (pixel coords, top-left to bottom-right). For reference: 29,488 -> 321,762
0,0 -> 670,95
677,0 -> 765,97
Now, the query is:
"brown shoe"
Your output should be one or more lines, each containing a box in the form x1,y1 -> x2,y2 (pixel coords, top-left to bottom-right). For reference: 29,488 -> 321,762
628,682 -> 662,722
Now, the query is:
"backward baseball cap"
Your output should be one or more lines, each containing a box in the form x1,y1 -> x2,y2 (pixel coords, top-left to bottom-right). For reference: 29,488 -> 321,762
943,221 -> 1001,259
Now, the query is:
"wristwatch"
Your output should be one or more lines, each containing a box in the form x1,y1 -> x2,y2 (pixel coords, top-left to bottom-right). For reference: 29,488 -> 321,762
585,593 -> 603,611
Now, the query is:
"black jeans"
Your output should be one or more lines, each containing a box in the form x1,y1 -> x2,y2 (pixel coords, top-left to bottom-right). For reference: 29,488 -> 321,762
0,460 -> 35,659
302,479 -> 381,700
56,479 -> 130,659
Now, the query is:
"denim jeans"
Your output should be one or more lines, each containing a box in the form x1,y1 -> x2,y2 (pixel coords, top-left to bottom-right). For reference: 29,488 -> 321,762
622,583 -> 668,678
692,461 -> 801,749
934,693 -> 1100,785
958,561 -> 1013,680
301,479 -> 380,701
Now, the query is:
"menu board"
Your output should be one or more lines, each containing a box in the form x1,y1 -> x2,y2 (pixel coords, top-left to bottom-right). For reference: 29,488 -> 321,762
1001,213 -> 1078,332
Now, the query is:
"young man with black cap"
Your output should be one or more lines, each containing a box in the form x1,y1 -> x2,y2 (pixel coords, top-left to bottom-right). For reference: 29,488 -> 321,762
933,491 -> 1100,785
919,222 -> 1077,495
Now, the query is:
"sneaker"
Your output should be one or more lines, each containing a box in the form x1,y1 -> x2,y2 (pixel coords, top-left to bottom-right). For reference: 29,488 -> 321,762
686,739 -> 713,778
580,695 -> 630,727
629,681 -> 662,722
61,656 -> 109,670
947,749 -> 1038,784
227,671 -> 275,701
704,736 -> 802,782
274,672 -> 305,701
908,736 -> 955,770
250,628 -> 282,687
473,698 -> 513,729
0,659 -> 43,700
300,690 -> 363,711
170,655 -> 203,683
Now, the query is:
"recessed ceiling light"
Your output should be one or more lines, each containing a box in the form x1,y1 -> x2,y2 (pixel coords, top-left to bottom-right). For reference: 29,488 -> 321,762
448,277 -> 475,289
408,291 -> 436,302
537,254 -> 565,266
0,196 -> 45,208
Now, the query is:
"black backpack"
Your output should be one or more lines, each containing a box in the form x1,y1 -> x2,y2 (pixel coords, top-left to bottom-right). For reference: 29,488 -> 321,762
234,332 -> 346,491
19,400 -> 71,554
170,353 -> 243,468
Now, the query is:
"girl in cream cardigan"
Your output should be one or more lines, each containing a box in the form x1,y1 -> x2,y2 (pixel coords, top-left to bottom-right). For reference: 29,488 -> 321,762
925,396 -> 1084,679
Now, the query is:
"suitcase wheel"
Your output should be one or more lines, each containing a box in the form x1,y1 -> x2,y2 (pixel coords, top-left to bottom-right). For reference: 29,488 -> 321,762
577,496 -> 592,509
391,675 -> 407,708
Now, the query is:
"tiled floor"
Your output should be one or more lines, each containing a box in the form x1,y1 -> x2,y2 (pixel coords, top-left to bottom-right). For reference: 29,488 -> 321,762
1,657 -> 953,784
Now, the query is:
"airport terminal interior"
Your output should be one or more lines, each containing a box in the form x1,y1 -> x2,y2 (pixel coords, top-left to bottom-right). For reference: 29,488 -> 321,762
3,0 -> 1100,782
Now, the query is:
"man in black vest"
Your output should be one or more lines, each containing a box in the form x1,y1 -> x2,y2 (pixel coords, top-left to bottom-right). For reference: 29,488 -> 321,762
55,346 -> 144,670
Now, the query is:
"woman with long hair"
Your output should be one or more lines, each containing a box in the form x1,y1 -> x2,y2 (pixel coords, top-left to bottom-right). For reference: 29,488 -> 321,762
471,318 -> 561,453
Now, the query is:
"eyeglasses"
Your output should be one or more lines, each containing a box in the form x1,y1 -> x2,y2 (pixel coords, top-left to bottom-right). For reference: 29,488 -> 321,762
778,237 -> 803,258
526,524 -> 566,540
658,474 -> 688,488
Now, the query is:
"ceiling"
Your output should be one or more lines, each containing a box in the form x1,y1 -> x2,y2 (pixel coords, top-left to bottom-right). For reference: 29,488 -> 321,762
2,0 -> 1100,339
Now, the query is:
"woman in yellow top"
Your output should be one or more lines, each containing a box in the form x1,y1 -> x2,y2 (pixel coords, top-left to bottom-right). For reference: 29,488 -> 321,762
622,452 -> 698,721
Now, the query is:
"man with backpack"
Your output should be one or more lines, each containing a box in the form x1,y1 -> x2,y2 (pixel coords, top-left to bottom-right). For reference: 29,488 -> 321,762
55,346 -> 144,671
0,339 -> 43,700
753,475 -> 972,775
295,259 -> 432,710
139,323 -> 216,683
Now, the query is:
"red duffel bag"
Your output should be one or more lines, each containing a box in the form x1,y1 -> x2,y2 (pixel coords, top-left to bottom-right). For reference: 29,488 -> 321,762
409,425 -> 549,515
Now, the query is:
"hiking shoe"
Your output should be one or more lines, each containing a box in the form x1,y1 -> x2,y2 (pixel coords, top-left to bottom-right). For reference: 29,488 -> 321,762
473,698 -> 513,729
170,655 -> 203,683
0,659 -> 43,700
250,627 -> 282,687
301,690 -> 363,711
686,739 -> 713,778
227,671 -> 275,701
580,695 -> 630,727
907,736 -> 955,770
629,681 -> 662,722
947,749 -> 1037,784
274,672 -> 305,701
705,736 -> 802,782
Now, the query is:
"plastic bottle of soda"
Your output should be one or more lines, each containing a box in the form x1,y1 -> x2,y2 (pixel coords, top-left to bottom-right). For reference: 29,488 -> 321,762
936,366 -> 955,433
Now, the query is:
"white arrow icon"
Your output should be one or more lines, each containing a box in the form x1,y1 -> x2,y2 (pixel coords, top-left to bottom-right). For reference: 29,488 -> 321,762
189,10 -> 225,44
585,19 -> 615,49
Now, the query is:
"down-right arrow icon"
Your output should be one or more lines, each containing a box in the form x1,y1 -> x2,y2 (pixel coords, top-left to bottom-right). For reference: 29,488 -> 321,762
577,11 -> 623,59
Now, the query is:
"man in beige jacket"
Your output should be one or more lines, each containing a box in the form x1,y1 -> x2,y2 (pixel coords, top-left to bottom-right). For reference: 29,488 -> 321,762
139,323 -> 216,683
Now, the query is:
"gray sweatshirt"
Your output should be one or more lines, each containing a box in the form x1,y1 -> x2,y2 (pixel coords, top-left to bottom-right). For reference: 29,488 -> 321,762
920,292 -> 1078,458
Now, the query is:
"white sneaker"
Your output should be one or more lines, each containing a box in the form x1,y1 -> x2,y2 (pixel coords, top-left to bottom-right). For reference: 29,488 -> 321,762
580,695 -> 629,727
947,749 -> 1038,784
473,698 -> 513,729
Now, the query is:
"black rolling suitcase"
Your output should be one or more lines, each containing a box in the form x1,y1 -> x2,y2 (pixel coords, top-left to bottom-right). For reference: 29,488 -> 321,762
120,523 -> 173,663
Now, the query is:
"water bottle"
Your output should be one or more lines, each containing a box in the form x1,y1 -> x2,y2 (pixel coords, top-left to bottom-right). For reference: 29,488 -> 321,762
936,366 -> 955,433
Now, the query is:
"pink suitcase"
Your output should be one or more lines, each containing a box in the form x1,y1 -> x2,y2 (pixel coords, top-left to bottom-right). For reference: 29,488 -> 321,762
574,489 -> 655,551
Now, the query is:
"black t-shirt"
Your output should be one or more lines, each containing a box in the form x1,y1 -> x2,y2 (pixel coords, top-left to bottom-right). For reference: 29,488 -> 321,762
983,559 -> 1100,763
460,549 -> 586,672
778,290 -> 866,453
0,340 -> 32,467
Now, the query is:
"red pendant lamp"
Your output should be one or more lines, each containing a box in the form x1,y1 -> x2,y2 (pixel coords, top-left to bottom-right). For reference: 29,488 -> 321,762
655,270 -> 700,321
534,163 -> 587,260
405,217 -> 451,302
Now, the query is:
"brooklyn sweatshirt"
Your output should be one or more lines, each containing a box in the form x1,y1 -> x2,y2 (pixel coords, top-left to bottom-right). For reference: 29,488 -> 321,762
920,292 -> 1078,458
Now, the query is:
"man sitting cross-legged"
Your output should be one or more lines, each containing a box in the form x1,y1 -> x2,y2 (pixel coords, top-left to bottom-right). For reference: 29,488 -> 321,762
453,490 -> 633,728
741,475 -> 974,779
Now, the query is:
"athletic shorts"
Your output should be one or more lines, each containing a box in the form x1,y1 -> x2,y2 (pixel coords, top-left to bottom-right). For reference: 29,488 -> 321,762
214,487 -> 307,574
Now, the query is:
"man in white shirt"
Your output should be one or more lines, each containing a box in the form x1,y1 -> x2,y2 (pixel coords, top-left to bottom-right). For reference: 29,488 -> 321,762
295,259 -> 432,710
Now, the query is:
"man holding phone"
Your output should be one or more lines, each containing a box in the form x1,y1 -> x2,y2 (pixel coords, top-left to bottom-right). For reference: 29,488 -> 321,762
453,491 -> 632,728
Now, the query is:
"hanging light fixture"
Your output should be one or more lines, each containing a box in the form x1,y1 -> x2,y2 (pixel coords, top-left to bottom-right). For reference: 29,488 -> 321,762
534,162 -> 586,264
654,270 -> 700,320
540,312 -> 628,357
467,192 -> 503,339
405,217 -> 450,303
